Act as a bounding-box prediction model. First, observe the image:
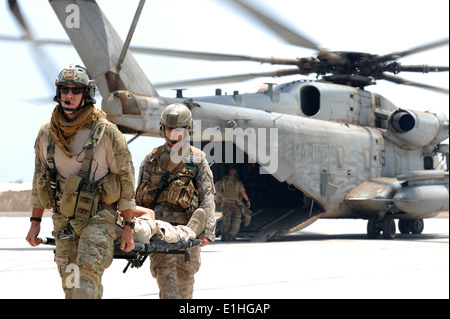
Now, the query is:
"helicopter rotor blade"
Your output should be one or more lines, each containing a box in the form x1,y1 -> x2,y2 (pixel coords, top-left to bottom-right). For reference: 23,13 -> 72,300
378,38 -> 449,62
226,0 -> 320,51
0,34 -> 26,41
398,65 -> 450,73
130,46 -> 300,65
7,0 -> 58,93
7,0 -> 32,37
154,68 -> 301,89
380,73 -> 449,94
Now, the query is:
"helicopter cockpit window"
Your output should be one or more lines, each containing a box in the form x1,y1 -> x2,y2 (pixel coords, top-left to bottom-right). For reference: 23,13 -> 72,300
300,86 -> 320,116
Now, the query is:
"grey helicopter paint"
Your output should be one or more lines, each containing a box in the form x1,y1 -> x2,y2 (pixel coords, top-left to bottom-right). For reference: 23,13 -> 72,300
22,0 -> 448,240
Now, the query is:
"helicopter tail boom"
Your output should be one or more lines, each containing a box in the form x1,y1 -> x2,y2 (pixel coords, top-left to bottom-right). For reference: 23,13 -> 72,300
49,0 -> 159,99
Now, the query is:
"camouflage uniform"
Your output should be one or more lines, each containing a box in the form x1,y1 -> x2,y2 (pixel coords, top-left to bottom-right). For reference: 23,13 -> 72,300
116,215 -> 200,244
215,175 -> 246,240
136,143 -> 215,299
31,117 -> 136,299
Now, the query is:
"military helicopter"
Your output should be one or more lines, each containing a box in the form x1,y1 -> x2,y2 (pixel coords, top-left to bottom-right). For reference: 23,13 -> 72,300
7,0 -> 449,241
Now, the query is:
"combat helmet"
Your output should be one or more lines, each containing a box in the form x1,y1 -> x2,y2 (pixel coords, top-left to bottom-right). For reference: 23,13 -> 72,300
159,103 -> 193,143
53,64 -> 97,111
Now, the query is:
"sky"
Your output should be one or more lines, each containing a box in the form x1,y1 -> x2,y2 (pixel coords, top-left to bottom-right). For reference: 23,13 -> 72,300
0,0 -> 448,185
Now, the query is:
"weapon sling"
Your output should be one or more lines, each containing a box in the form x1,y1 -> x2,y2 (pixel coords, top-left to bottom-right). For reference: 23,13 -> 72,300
150,170 -> 170,210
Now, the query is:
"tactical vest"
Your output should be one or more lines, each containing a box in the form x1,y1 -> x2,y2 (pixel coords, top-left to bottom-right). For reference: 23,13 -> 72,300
36,119 -> 121,220
219,176 -> 242,199
136,145 -> 204,216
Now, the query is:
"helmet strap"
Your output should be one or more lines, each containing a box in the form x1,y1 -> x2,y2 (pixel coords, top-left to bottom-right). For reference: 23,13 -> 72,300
61,101 -> 85,114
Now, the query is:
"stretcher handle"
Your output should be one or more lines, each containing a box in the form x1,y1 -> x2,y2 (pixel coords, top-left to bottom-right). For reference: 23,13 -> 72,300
36,237 -> 56,245
129,238 -> 203,252
37,237 -> 203,251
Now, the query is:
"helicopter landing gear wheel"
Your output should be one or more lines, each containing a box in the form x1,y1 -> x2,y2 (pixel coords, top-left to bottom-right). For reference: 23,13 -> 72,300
411,219 -> 424,234
399,220 -> 411,234
367,216 -> 396,239
367,217 -> 382,239
382,216 -> 396,239
398,219 -> 424,234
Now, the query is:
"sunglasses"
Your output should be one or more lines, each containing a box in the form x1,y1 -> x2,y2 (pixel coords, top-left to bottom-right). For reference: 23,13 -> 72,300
59,86 -> 85,94
166,127 -> 187,132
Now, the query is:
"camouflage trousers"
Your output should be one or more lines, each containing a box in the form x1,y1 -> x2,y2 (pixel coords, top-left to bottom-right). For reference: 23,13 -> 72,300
52,209 -> 117,299
150,245 -> 201,299
221,200 -> 242,239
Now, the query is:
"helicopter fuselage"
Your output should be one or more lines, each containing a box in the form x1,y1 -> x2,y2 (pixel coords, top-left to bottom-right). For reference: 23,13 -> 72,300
103,80 -> 449,222
49,0 -> 448,240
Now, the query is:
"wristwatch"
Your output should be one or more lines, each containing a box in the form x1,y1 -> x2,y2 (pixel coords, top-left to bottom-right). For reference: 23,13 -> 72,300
124,220 -> 135,229
30,217 -> 42,223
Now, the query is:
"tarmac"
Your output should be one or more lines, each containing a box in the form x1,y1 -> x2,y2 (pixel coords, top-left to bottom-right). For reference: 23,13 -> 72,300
0,214 -> 448,299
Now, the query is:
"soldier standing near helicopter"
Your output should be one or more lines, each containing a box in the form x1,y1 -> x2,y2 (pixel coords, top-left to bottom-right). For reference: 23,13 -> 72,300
25,64 -> 136,299
136,103 -> 216,299
215,168 -> 251,241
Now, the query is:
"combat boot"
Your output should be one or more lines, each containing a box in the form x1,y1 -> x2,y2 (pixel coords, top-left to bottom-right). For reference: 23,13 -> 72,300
186,208 -> 206,237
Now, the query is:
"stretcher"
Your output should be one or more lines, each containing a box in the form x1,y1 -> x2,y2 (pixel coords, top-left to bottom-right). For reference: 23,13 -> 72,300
38,237 -> 202,273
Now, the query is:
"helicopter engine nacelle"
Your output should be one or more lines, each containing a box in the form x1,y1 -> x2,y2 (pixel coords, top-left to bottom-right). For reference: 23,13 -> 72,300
385,109 -> 449,150
102,90 -> 168,136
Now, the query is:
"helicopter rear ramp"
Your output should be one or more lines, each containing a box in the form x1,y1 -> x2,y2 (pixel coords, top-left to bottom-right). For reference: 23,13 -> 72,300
215,207 -> 322,242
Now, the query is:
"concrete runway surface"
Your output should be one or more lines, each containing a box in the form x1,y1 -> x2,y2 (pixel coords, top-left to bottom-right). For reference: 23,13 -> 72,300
0,215 -> 448,299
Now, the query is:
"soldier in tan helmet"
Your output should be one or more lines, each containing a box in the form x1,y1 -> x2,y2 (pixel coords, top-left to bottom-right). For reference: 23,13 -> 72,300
25,64 -> 136,299
136,103 -> 216,299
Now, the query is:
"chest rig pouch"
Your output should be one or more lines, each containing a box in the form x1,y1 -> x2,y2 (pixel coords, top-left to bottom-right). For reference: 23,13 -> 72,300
36,140 -> 58,209
137,146 -> 200,215
58,121 -> 107,220
166,160 -> 199,211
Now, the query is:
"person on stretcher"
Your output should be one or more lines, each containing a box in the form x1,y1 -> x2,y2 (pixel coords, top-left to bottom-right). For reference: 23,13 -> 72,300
117,206 -> 206,249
